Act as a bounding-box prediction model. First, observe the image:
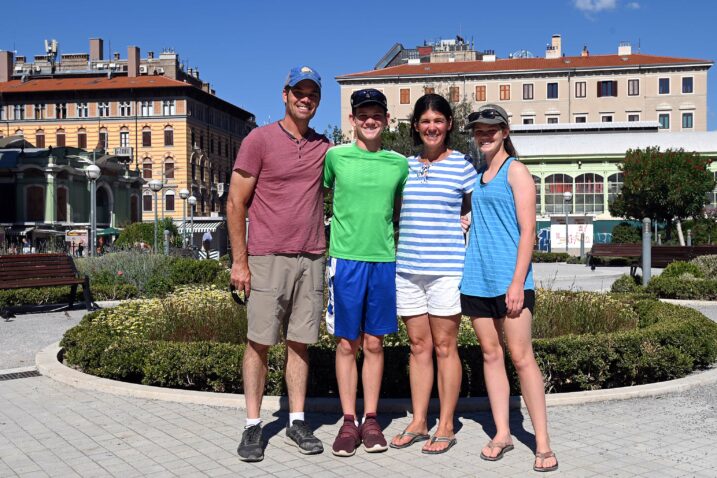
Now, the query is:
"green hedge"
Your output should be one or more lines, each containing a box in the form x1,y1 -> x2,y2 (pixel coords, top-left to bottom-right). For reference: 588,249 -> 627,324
61,296 -> 717,396
533,252 -> 570,263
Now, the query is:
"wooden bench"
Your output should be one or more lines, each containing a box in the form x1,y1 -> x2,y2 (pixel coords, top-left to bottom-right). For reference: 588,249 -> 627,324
0,253 -> 93,310
588,244 -> 717,275
587,244 -> 643,274
650,245 -> 717,268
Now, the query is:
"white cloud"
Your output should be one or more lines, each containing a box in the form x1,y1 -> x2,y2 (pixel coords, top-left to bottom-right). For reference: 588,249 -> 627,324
626,1 -> 640,9
573,0 -> 618,12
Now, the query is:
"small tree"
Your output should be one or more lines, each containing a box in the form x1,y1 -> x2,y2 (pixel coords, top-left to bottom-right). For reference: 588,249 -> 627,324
115,218 -> 179,249
609,147 -> 714,244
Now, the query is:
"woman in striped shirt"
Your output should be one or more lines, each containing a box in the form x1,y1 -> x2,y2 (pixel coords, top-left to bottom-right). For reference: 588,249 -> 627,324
390,94 -> 477,454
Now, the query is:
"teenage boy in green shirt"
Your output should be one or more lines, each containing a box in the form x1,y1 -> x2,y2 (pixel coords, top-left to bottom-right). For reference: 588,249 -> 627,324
323,89 -> 408,457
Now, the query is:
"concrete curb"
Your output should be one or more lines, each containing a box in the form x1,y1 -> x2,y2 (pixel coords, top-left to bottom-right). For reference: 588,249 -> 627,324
37,341 -> 717,413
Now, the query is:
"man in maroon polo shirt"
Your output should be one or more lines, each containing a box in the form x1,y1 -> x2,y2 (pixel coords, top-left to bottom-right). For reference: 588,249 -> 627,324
229,66 -> 330,462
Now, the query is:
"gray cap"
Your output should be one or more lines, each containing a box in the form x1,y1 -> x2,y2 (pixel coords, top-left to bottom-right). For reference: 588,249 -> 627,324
464,104 -> 509,130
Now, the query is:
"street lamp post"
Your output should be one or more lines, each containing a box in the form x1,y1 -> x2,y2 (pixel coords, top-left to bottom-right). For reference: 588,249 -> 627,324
85,164 -> 101,257
179,188 -> 190,248
563,190 -> 573,253
188,195 -> 197,249
148,179 -> 164,253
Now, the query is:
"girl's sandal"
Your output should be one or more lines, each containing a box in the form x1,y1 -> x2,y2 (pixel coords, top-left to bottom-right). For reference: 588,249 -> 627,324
533,451 -> 559,472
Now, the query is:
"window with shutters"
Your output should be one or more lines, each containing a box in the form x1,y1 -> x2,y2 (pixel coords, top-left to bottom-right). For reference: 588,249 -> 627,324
499,84 -> 510,101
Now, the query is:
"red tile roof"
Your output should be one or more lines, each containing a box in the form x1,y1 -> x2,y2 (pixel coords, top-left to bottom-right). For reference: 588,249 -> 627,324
0,75 -> 189,94
337,53 -> 713,80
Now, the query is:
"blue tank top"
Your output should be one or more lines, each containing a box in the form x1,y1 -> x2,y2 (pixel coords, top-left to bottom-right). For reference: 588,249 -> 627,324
460,157 -> 534,297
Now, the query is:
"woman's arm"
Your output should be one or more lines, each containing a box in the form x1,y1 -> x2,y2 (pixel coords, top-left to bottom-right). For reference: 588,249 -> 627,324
505,160 -> 537,317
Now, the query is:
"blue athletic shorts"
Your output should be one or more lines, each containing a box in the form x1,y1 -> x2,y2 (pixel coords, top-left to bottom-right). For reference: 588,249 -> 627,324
325,257 -> 398,340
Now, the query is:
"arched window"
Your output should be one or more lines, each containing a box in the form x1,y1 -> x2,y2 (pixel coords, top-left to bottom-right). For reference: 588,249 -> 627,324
130,195 -> 140,223
532,175 -> 541,212
57,187 -> 68,222
164,125 -> 174,146
164,157 -> 175,180
608,173 -> 624,207
142,126 -> 152,147
99,127 -> 108,149
15,129 -> 23,137
35,129 -> 45,148
191,156 -> 197,181
142,157 -> 153,179
143,190 -> 153,212
165,190 -> 175,211
119,126 -> 129,148
200,158 -> 206,182
26,185 -> 45,221
575,173 -> 604,214
77,128 -> 87,149
201,191 -> 206,214
544,174 -> 573,214
56,128 -> 66,147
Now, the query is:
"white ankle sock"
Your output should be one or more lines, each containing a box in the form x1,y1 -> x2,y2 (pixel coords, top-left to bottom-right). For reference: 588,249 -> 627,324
245,418 -> 261,429
289,412 -> 305,424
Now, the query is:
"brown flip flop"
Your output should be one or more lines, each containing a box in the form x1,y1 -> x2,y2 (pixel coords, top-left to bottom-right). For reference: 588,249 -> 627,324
480,440 -> 514,461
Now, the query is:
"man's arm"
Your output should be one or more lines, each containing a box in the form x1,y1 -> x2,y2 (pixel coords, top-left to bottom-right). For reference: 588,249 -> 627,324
227,169 -> 257,297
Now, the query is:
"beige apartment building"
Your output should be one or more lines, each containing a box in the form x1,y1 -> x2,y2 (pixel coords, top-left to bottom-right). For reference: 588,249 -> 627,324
0,38 -> 255,224
336,35 -> 712,138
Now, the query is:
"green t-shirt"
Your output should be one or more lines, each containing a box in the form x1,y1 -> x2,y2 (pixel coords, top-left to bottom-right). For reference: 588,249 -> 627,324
323,143 -> 408,262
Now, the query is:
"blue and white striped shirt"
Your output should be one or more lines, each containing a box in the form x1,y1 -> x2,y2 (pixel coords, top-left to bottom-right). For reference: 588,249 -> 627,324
396,151 -> 478,276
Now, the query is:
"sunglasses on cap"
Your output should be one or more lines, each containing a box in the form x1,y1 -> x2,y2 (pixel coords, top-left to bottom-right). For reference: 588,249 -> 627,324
468,109 -> 507,122
350,89 -> 388,109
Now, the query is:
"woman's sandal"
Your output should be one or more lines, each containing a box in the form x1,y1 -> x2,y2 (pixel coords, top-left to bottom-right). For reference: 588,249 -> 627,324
479,440 -> 514,461
533,451 -> 559,472
389,429 -> 430,449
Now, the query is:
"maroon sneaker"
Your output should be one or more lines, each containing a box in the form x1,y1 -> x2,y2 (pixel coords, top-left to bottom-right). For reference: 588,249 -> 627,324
359,413 -> 388,453
332,415 -> 361,457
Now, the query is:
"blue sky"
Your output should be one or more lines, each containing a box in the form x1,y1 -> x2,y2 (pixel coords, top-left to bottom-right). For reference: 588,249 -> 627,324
2,0 -> 715,131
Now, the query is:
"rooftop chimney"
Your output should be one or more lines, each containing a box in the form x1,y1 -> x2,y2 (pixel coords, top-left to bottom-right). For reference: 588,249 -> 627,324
113,52 -> 120,61
618,41 -> 632,56
0,51 -> 14,82
147,51 -> 154,59
128,46 -> 140,77
546,34 -> 562,59
581,46 -> 590,57
89,38 -> 103,61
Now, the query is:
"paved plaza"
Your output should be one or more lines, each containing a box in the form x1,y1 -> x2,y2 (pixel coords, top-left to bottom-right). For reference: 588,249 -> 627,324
1,264 -> 716,477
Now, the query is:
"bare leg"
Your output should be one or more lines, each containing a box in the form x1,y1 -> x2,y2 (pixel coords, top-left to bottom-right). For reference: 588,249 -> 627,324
503,309 -> 557,469
472,317 -> 512,458
285,340 -> 309,413
361,333 -> 385,415
391,314 -> 432,447
422,313 -> 461,452
243,340 -> 270,419
335,336 -> 361,417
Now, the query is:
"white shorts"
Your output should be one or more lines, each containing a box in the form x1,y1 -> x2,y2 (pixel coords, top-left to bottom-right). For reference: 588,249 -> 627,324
396,272 -> 462,317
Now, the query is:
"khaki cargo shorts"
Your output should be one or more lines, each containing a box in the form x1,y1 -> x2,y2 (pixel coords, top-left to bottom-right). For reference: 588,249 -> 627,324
247,253 -> 325,346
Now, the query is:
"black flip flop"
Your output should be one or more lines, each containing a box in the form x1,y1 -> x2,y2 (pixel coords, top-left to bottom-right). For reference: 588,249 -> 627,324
480,440 -> 514,461
421,435 -> 457,455
389,429 -> 430,449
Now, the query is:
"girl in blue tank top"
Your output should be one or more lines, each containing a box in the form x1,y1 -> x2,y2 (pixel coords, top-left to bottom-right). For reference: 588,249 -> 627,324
460,104 -> 558,473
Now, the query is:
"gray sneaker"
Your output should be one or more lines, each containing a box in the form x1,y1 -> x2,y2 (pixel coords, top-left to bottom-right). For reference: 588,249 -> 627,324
286,420 -> 324,455
238,424 -> 264,462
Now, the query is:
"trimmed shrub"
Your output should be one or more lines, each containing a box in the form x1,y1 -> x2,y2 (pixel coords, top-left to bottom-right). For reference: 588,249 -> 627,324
661,261 -> 704,279
611,274 -> 643,293
61,289 -> 717,396
645,275 -> 717,300
691,255 -> 717,277
533,252 -> 570,263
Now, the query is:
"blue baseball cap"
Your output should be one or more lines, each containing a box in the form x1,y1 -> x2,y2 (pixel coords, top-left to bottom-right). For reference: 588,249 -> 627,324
285,66 -> 321,91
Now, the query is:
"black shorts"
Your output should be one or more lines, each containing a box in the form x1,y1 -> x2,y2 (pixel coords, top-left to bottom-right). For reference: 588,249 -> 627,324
460,290 -> 536,319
